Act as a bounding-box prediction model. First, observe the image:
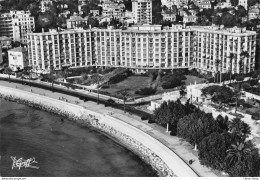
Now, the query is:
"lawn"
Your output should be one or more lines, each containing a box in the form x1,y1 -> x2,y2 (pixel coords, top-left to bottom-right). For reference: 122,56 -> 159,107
100,74 -> 207,99
101,75 -> 151,98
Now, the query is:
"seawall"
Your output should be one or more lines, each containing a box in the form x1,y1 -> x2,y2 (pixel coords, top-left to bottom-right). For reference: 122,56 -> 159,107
0,85 -> 198,177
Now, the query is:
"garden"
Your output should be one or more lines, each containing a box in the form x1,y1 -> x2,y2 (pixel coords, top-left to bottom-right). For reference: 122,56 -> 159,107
54,67 -> 206,100
151,99 -> 260,177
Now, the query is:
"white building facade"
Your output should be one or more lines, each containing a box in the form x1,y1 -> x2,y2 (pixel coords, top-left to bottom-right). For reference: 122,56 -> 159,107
8,47 -> 28,71
0,13 -> 13,38
0,11 -> 35,44
11,10 -> 35,44
132,0 -> 152,24
66,15 -> 88,29
27,25 -> 257,75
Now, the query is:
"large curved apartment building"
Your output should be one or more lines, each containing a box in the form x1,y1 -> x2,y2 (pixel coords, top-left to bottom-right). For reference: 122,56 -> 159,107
27,24 -> 257,75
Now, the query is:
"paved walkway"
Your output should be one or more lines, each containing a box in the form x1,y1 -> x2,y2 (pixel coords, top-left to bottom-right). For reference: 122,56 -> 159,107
0,80 -> 221,177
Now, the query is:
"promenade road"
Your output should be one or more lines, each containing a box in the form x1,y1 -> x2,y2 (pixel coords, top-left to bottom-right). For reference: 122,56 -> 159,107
0,80 -> 220,177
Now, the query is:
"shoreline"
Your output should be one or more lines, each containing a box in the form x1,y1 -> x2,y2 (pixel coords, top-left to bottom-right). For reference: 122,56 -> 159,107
0,86 -> 198,177
1,96 -> 168,176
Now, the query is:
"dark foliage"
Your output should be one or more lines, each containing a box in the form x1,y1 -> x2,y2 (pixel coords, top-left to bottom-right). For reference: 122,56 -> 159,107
141,116 -> 149,120
161,74 -> 183,89
108,69 -> 132,84
153,99 -> 197,134
198,132 -> 233,171
135,87 -> 156,96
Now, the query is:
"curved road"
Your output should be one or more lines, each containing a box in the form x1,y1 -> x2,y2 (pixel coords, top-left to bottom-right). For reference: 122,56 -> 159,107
0,80 -> 220,177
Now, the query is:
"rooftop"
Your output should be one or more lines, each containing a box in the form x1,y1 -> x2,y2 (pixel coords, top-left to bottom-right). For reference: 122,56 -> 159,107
27,25 -> 257,36
67,15 -> 87,22
0,36 -> 12,41
8,47 -> 27,53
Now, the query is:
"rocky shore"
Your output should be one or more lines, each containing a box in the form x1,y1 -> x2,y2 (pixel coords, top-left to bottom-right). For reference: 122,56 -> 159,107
0,87 -> 176,177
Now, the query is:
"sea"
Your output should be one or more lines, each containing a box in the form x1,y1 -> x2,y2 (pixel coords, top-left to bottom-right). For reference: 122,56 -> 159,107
0,99 -> 157,177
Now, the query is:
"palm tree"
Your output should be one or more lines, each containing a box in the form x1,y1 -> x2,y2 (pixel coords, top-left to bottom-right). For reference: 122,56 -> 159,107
4,67 -> 12,82
118,88 -> 130,113
23,66 -> 33,85
239,51 -> 250,75
228,118 -> 251,140
21,72 -> 25,84
226,142 -> 251,166
234,75 -> 244,113
215,59 -> 221,84
47,68 -> 56,92
228,53 -> 234,83
91,73 -> 103,104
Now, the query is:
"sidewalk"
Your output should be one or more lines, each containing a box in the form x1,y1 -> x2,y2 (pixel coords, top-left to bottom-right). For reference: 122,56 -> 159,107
0,80 -> 220,177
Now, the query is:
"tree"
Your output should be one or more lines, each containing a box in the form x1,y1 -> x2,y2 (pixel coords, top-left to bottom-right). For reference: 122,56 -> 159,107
226,142 -> 251,166
154,99 -> 195,133
91,73 -> 103,104
225,140 -> 260,177
152,0 -> 163,24
201,85 -> 235,107
228,118 -> 251,141
221,12 -> 238,27
118,88 -> 130,113
21,72 -> 25,84
23,66 -> 32,78
230,0 -> 239,6
123,0 -> 132,11
153,101 -> 170,131
81,0 -> 100,16
228,53 -> 234,83
179,85 -> 187,98
161,74 -> 183,89
215,59 -> 221,83
177,112 -> 220,150
87,16 -> 99,28
239,51 -> 250,74
171,5 -> 178,14
56,15 -> 66,28
235,75 -> 244,113
241,82 -> 250,91
47,68 -> 57,91
216,115 -> 229,132
236,5 -> 247,25
212,15 -> 222,27
198,132 -> 233,171
38,12 -> 55,29
4,67 -> 12,82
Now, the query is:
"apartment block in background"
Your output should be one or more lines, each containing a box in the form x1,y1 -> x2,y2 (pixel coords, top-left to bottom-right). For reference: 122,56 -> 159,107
27,25 -> 257,75
40,0 -> 53,12
0,11 -> 35,44
132,0 -> 152,24
0,13 -> 13,38
11,10 -> 35,44
66,14 -> 88,29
